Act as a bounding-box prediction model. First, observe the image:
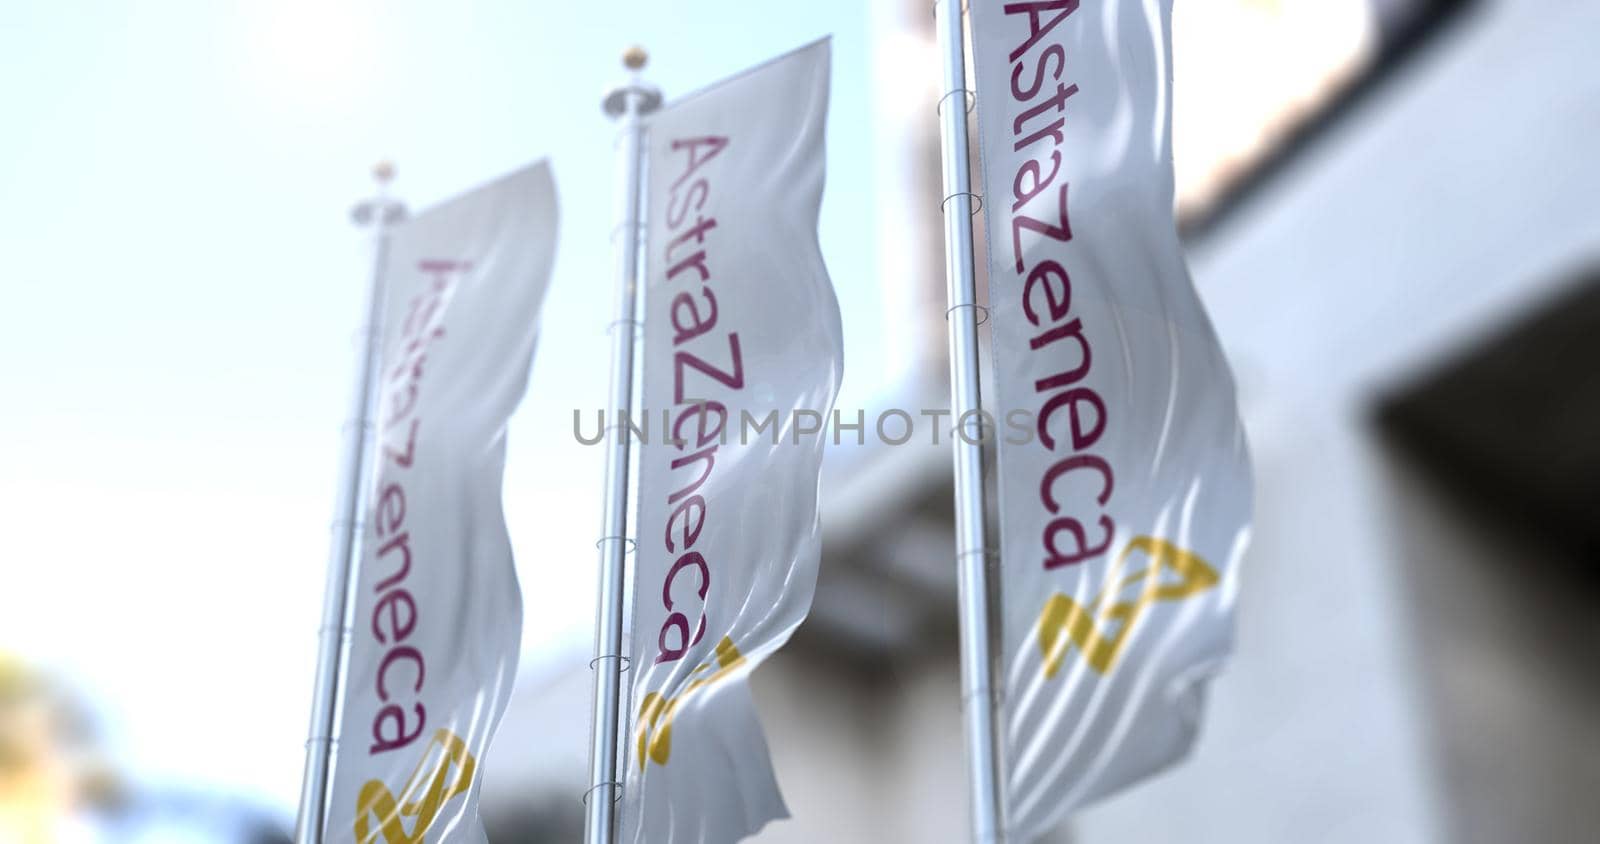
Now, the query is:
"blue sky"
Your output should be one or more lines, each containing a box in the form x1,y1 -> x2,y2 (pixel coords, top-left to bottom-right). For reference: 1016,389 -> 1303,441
0,0 -> 882,811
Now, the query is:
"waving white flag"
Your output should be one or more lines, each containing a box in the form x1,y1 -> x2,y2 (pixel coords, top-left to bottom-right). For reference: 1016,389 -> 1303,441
326,161 -> 557,843
623,39 -> 842,844
968,1 -> 1253,838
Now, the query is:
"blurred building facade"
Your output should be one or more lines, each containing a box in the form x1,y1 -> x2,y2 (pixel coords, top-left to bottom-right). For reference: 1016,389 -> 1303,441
483,0 -> 1600,841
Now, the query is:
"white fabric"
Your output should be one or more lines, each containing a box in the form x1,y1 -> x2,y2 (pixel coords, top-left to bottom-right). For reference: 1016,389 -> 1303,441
968,2 -> 1254,839
623,38 -> 842,844
327,161 -> 557,843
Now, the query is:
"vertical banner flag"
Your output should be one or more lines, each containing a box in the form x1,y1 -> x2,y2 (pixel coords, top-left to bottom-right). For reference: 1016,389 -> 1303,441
624,39 -> 842,843
328,162 -> 558,843
970,1 -> 1253,837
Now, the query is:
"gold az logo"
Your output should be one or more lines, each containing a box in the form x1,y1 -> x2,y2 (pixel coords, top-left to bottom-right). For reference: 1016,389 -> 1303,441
1037,536 -> 1219,678
636,636 -> 746,768
354,728 -> 477,844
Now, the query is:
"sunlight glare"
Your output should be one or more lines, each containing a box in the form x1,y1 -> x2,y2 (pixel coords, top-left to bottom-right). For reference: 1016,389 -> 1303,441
242,0 -> 381,114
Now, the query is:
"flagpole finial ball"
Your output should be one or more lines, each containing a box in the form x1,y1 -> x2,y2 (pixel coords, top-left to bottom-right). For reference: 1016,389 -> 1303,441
372,160 -> 396,184
622,45 -> 648,71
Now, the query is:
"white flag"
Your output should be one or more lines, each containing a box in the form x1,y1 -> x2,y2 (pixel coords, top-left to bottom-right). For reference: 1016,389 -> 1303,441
327,161 -> 557,843
969,1 -> 1253,837
623,39 -> 842,843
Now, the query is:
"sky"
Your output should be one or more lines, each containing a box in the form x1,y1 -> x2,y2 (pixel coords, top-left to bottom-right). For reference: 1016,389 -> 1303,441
0,0 -> 884,812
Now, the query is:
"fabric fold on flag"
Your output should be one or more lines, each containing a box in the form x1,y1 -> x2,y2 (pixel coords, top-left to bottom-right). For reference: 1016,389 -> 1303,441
326,161 -> 558,844
622,38 -> 843,844
967,1 -> 1253,838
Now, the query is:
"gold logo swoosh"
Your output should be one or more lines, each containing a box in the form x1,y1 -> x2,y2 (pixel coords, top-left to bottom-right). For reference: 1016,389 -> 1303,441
636,636 -> 746,768
353,728 -> 477,844
1038,536 -> 1219,678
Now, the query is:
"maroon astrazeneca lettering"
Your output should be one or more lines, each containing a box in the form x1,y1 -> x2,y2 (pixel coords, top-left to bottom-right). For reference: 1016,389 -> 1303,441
1000,0 -> 1116,570
365,259 -> 467,754
653,134 -> 743,666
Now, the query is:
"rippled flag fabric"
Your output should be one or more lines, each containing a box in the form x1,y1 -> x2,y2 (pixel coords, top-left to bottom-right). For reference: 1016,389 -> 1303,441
623,39 -> 842,844
326,162 -> 557,843
968,1 -> 1253,837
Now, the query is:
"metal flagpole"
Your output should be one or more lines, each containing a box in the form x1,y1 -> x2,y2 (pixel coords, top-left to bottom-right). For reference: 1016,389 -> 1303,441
586,46 -> 661,844
294,162 -> 406,844
933,1 -> 1006,841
